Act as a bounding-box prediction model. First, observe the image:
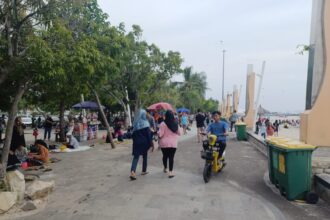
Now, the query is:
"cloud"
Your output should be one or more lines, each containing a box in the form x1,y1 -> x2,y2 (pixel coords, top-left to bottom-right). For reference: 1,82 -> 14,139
98,0 -> 313,112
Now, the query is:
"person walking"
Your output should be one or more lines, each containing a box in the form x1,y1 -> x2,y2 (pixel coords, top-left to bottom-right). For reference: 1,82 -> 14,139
195,109 -> 206,143
229,110 -> 239,132
180,112 -> 188,135
44,115 -> 54,141
158,110 -> 181,178
273,120 -> 280,136
130,109 -> 153,180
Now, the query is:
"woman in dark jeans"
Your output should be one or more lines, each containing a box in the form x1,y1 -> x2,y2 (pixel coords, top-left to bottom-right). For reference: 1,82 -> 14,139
129,109 -> 154,180
158,110 -> 181,178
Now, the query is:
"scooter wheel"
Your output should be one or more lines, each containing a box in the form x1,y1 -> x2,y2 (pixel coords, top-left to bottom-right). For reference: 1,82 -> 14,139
203,163 -> 212,183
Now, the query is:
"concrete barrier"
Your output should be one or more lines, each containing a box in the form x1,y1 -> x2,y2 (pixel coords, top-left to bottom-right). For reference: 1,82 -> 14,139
246,131 -> 267,156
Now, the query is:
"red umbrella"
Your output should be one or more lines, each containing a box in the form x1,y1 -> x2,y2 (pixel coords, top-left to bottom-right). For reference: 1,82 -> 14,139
147,102 -> 175,112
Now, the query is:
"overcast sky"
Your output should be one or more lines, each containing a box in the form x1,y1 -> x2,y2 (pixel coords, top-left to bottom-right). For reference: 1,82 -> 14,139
98,0 -> 312,113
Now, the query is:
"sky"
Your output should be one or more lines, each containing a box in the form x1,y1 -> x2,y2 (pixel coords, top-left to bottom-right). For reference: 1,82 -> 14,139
98,0 -> 313,113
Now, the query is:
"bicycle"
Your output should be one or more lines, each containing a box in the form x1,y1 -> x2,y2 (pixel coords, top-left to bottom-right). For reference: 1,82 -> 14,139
200,134 -> 226,183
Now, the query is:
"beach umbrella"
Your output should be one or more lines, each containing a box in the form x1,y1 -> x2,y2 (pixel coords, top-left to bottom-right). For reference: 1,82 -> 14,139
177,107 -> 190,113
147,102 -> 174,112
72,101 -> 104,110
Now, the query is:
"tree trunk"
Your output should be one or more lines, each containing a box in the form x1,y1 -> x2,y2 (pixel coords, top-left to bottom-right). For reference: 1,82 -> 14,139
0,84 -> 26,180
124,108 -> 131,128
90,86 -> 116,149
0,69 -> 9,86
59,99 -> 66,142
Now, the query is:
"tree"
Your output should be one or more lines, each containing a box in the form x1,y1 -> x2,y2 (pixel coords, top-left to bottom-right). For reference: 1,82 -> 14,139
175,67 -> 208,112
0,0 -> 60,179
101,24 -> 182,124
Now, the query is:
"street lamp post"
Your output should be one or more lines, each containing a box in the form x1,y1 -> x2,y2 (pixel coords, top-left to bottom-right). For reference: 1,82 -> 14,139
222,49 -> 226,103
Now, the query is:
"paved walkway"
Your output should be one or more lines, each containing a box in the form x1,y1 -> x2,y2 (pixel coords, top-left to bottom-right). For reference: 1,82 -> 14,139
7,128 -> 330,220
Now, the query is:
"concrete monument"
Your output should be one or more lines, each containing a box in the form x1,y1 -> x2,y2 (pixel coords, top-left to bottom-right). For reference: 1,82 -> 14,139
300,0 -> 330,147
245,65 -> 256,129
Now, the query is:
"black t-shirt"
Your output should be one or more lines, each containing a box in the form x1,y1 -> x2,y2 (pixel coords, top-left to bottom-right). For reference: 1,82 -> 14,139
195,113 -> 205,128
44,117 -> 54,128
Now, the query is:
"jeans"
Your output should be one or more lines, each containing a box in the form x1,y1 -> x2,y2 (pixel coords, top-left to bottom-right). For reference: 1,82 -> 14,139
131,153 -> 148,173
230,122 -> 236,132
44,127 -> 52,140
217,140 -> 227,159
161,148 -> 177,171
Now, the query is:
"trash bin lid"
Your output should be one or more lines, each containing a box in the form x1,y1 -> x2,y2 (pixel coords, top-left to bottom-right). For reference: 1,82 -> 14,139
235,122 -> 246,125
275,142 -> 317,150
266,137 -> 292,145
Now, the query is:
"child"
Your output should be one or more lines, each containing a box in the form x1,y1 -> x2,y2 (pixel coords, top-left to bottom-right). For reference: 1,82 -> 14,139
115,124 -> 124,142
32,127 -> 39,141
266,124 -> 275,137
15,145 -> 28,163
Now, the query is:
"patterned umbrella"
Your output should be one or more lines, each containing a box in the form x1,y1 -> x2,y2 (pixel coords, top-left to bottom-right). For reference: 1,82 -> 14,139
147,102 -> 175,112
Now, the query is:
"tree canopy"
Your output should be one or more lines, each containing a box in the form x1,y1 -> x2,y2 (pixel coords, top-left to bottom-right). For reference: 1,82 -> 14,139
0,0 -> 220,178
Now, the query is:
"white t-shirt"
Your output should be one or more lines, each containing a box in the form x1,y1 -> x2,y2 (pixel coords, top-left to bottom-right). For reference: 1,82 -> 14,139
69,136 -> 79,149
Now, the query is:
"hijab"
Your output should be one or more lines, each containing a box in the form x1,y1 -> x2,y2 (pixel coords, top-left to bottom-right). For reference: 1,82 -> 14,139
15,117 -> 24,136
165,110 -> 178,133
133,109 -> 150,132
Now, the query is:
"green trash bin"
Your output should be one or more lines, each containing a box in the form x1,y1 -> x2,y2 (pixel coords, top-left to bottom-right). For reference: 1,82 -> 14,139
271,142 -> 317,201
266,137 -> 292,185
235,123 -> 247,141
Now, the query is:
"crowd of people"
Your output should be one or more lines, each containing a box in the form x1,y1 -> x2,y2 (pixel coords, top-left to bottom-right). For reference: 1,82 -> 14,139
1,107 -> 235,180
1,114 -> 87,169
255,117 -> 300,139
129,108 -> 231,181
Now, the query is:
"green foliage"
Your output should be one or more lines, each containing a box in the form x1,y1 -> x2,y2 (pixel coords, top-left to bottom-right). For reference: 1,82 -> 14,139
1,0 -> 215,117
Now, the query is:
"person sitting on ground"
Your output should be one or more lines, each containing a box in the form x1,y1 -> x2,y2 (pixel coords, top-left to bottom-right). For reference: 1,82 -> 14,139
15,145 -> 28,163
114,124 -> 124,142
66,134 -> 80,149
28,139 -> 49,165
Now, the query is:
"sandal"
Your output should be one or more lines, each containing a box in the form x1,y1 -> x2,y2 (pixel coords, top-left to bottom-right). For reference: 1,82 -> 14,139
129,175 -> 137,181
168,172 -> 175,178
163,169 -> 168,173
141,172 -> 149,175
130,172 -> 137,180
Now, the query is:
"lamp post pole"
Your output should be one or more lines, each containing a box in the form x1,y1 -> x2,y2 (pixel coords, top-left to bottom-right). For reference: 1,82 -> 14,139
222,49 -> 226,103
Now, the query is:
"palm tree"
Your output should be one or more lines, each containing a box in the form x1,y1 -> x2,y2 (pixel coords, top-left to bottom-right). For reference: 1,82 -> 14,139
178,67 -> 208,112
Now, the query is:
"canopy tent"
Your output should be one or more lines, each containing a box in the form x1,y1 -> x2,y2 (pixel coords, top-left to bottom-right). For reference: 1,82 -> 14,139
72,101 -> 104,110
257,105 -> 271,115
176,107 -> 190,113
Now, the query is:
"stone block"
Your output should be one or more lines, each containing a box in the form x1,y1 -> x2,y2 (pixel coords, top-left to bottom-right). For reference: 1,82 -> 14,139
313,168 -> 324,174
25,180 -> 54,200
315,174 -> 330,205
21,201 -> 37,211
0,192 -> 17,214
6,170 -> 25,202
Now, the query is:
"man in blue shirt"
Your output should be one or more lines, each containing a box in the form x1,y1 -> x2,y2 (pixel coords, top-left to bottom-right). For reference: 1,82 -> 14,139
206,111 -> 228,160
